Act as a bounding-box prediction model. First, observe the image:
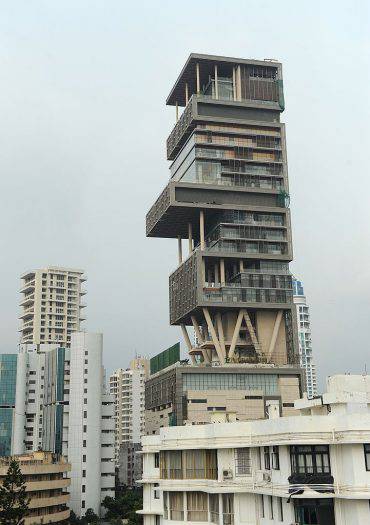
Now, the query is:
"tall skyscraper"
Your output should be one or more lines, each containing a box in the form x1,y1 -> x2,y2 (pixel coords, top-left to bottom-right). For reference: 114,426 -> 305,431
19,266 -> 86,347
293,277 -> 317,398
110,356 -> 149,486
12,334 -> 115,517
0,354 -> 17,455
145,53 -> 303,431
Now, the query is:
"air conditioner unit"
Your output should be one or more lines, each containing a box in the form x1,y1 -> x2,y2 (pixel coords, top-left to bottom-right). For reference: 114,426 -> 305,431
263,472 -> 271,482
222,469 -> 233,480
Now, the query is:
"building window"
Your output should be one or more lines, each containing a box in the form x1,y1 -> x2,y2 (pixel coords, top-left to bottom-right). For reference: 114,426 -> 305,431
209,494 -> 219,524
264,446 -> 270,470
82,485 -> 85,493
187,492 -> 208,521
153,483 -> 160,499
290,445 -> 331,475
168,492 -> 184,521
272,446 -> 280,470
278,497 -> 283,521
260,495 -> 264,518
235,448 -> 251,475
82,501 -> 85,509
154,453 -> 160,468
269,495 -> 274,519
364,444 -> 370,471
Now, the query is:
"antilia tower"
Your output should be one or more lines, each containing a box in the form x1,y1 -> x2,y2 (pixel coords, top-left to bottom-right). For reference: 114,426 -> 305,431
145,54 -> 304,433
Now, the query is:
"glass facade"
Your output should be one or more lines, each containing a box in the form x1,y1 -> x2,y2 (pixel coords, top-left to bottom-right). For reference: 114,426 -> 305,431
0,408 -> 14,456
183,373 -> 278,395
0,354 -> 17,406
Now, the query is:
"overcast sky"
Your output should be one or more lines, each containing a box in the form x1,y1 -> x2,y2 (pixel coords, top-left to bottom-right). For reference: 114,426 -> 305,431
0,0 -> 369,391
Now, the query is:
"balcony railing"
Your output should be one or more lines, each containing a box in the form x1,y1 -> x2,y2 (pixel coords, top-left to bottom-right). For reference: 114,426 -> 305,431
203,287 -> 293,305
223,512 -> 234,525
205,239 -> 288,256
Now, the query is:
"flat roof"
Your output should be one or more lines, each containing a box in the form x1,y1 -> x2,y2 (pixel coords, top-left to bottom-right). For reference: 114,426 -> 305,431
166,53 -> 282,107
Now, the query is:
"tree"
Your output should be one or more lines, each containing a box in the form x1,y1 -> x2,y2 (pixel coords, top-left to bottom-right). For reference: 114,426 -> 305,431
102,488 -> 142,525
0,460 -> 30,525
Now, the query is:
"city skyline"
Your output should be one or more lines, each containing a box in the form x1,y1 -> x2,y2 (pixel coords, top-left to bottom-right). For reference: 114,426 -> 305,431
1,1 -> 369,392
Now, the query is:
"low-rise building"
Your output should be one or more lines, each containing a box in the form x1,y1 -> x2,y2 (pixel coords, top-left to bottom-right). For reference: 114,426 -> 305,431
140,375 -> 370,525
0,451 -> 70,525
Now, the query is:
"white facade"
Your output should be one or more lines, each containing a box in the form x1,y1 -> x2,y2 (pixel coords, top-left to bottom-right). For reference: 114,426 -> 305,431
140,375 -> 370,525
13,334 -> 115,517
19,266 -> 86,347
293,278 -> 317,398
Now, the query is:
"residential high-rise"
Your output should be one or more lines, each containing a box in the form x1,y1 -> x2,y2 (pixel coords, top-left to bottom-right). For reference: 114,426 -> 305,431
293,277 -> 317,398
68,332 -> 115,516
19,266 -> 86,348
0,354 -> 17,455
110,356 -> 149,486
12,334 -> 115,517
145,53 -> 302,431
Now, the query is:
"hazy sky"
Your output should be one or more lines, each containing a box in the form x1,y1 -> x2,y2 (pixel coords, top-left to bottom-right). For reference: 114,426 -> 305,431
1,0 -> 369,391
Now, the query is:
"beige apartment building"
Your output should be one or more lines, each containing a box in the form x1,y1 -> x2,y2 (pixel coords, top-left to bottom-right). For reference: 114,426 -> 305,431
19,266 -> 86,347
0,451 -> 70,525
110,357 -> 149,485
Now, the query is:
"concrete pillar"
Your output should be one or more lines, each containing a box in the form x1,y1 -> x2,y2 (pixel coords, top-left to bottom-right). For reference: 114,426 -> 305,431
196,63 -> 200,94
220,259 -> 225,285
239,260 -> 244,273
200,210 -> 205,250
214,64 -> 219,99
185,82 -> 189,105
214,263 -> 219,284
232,67 -> 237,101
188,223 -> 193,254
236,65 -> 242,101
177,236 -> 182,265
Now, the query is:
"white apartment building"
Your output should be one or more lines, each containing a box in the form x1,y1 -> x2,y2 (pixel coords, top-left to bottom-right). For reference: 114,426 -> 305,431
293,278 -> 317,398
140,375 -> 370,525
12,333 -> 115,517
19,266 -> 86,347
110,357 -> 149,486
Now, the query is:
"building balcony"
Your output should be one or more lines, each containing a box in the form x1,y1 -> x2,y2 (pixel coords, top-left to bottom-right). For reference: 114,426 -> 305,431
169,251 -> 293,325
146,179 -> 290,240
24,508 -> 70,525
20,294 -> 35,307
19,308 -> 34,319
167,92 -> 282,160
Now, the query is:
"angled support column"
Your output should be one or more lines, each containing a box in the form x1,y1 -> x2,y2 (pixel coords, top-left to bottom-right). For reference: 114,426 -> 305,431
243,310 -> 261,353
266,310 -> 283,362
181,324 -> 196,364
196,63 -> 200,94
185,82 -> 189,105
202,308 -> 225,364
228,309 -> 244,360
216,313 -> 226,357
191,315 -> 210,363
